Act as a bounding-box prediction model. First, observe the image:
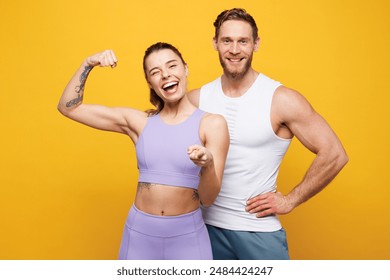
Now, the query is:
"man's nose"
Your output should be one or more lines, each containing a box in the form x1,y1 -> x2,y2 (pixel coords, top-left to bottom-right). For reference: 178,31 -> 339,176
230,42 -> 240,54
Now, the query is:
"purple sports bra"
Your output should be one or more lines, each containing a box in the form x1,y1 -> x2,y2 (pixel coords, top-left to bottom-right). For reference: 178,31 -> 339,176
136,109 -> 205,189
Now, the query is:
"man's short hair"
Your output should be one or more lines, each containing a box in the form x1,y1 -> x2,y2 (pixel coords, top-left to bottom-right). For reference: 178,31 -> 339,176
214,8 -> 259,40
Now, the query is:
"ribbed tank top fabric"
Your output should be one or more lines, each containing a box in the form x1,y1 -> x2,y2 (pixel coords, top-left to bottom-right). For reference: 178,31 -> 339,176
199,74 -> 291,231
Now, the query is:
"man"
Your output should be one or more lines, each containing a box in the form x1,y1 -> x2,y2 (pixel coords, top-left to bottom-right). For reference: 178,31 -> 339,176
188,8 -> 348,259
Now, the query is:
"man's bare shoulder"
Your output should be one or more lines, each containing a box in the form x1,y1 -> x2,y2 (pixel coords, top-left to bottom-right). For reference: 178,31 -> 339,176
187,88 -> 201,107
273,85 -> 315,119
274,85 -> 305,103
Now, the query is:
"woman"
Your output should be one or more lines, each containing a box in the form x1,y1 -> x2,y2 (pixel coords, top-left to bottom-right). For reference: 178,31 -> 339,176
57,42 -> 229,259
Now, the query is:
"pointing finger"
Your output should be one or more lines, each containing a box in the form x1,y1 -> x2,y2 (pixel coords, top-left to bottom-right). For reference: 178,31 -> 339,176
187,144 -> 201,154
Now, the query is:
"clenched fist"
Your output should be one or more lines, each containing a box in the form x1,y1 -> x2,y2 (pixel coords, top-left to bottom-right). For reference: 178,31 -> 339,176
86,50 -> 118,68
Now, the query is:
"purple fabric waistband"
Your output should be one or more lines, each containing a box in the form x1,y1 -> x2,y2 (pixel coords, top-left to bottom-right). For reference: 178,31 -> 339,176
126,205 -> 204,237
138,170 -> 199,189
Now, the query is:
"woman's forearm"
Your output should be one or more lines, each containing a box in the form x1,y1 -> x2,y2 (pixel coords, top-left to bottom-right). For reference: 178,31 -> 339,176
197,162 -> 221,207
58,61 -> 93,115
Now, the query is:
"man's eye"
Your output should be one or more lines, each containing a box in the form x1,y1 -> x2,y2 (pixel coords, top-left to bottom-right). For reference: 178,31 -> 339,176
169,64 -> 177,68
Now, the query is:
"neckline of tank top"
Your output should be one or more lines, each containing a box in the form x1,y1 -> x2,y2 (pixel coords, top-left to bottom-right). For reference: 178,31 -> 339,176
218,73 -> 263,100
156,108 -> 200,126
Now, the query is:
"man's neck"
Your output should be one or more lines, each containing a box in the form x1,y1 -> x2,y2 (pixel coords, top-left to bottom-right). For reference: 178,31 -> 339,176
221,68 -> 259,97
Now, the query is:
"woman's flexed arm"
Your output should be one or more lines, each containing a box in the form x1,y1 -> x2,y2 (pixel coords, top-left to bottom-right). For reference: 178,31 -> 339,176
57,50 -> 147,138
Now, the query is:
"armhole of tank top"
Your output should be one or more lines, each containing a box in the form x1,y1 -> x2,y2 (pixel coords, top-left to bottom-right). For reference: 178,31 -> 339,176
134,115 -> 153,147
199,77 -> 221,107
199,86 -> 205,108
269,83 -> 293,142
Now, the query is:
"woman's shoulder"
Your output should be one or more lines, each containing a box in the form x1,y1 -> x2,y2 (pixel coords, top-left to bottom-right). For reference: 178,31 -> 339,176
200,111 -> 227,129
199,111 -> 229,146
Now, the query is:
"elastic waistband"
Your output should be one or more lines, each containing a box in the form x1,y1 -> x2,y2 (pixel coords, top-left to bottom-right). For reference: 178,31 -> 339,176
126,205 -> 205,237
138,170 -> 199,189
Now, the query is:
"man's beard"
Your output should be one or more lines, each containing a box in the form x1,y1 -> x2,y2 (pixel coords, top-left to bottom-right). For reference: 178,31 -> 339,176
219,54 -> 253,80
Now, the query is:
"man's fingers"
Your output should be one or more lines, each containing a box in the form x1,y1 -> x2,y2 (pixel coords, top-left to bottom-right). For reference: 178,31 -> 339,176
246,200 -> 269,212
247,193 -> 269,206
256,208 -> 274,218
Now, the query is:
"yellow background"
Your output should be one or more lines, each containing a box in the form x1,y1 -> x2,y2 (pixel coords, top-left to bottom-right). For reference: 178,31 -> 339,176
1,0 -> 389,260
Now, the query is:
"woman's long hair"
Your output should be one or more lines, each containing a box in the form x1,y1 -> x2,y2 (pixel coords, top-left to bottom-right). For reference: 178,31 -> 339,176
143,42 -> 187,116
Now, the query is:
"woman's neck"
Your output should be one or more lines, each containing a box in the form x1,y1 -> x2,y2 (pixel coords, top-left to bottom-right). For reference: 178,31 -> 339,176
159,97 -> 196,124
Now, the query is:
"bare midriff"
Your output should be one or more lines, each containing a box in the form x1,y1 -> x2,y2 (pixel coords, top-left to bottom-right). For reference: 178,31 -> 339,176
134,182 -> 200,216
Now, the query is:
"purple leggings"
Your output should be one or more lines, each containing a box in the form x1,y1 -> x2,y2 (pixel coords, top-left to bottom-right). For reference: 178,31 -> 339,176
118,205 -> 212,260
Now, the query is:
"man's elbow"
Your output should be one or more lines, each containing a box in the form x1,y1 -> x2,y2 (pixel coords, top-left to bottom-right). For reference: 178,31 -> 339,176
335,148 -> 349,171
340,152 -> 349,169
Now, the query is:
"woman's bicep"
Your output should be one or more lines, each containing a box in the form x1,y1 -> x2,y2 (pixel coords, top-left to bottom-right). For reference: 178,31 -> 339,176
61,104 -> 145,135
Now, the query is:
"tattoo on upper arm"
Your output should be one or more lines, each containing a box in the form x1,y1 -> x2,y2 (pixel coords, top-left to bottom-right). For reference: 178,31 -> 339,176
192,190 -> 200,201
66,65 -> 93,108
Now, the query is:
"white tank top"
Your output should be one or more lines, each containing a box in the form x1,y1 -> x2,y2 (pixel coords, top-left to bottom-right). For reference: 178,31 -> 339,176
199,74 -> 291,231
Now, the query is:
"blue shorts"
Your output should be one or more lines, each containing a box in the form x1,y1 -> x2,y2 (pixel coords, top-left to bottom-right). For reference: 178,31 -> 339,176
118,205 -> 212,260
206,225 -> 290,260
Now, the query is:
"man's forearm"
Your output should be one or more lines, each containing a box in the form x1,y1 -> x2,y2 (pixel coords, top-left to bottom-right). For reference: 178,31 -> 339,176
286,149 -> 348,208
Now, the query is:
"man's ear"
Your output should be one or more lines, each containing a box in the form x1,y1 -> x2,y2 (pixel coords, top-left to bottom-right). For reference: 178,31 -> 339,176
254,37 -> 260,52
213,37 -> 218,50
